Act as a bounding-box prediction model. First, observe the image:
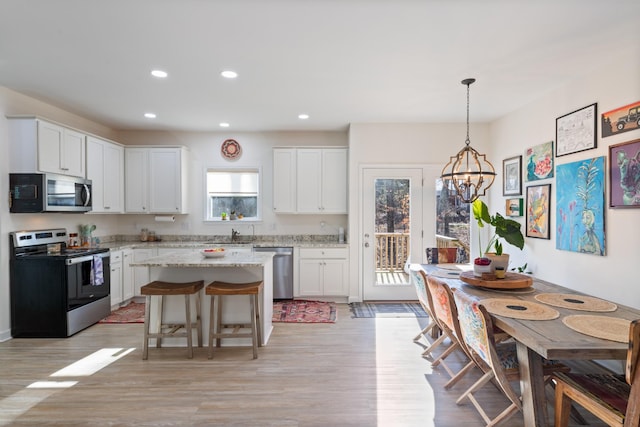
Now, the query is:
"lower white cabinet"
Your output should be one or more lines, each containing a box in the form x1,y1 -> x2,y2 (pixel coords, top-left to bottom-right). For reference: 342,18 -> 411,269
110,248 -> 135,308
110,250 -> 123,307
297,247 -> 348,297
122,249 -> 134,301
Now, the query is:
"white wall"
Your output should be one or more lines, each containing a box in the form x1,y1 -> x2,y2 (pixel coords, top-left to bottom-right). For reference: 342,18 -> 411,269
347,122 -> 489,301
488,50 -> 640,309
116,130 -> 348,238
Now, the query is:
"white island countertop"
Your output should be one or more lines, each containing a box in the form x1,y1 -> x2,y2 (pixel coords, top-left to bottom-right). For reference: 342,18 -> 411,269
130,250 -> 274,268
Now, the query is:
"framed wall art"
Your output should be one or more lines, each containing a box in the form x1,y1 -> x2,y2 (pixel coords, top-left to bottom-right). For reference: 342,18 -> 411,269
556,103 -> 597,157
525,141 -> 554,182
506,198 -> 523,217
556,156 -> 606,256
526,184 -> 551,239
601,101 -> 640,138
609,138 -> 640,208
503,155 -> 522,196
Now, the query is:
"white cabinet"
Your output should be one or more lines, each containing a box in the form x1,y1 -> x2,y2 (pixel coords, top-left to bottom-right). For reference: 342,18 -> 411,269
122,249 -> 134,302
7,117 -> 86,178
110,250 -> 123,307
125,146 -> 189,214
273,147 -> 347,214
133,248 -> 157,296
124,148 -> 148,213
86,136 -> 124,213
272,148 -> 296,213
297,247 -> 348,297
110,248 -> 135,308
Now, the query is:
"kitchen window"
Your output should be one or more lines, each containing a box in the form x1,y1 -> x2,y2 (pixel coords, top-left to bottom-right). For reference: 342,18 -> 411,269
205,168 -> 261,221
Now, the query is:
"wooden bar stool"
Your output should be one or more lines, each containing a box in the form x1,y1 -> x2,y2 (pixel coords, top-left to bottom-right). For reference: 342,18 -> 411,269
205,281 -> 263,359
141,280 -> 204,360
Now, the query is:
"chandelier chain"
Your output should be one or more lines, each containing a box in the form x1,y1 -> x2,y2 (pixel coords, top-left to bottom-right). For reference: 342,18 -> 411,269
465,81 -> 471,146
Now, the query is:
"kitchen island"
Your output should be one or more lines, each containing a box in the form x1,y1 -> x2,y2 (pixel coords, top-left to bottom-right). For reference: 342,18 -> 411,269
131,250 -> 274,347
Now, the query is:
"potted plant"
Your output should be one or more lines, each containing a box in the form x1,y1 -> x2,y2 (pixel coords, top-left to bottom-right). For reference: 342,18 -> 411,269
472,199 -> 525,272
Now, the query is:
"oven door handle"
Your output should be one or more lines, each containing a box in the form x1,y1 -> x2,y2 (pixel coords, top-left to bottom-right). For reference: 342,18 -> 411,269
66,252 -> 109,265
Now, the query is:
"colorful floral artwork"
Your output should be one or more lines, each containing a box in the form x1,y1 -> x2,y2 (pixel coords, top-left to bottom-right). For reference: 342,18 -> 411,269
525,141 -> 554,182
556,156 -> 606,256
526,185 -> 550,239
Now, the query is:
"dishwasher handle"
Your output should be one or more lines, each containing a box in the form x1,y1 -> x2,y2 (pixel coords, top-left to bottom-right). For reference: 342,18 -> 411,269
254,247 -> 293,256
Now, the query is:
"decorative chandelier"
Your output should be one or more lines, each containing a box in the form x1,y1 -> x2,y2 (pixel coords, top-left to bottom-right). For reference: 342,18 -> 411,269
440,78 -> 496,203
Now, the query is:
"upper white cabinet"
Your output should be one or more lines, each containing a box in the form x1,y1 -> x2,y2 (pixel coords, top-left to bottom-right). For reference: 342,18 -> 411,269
124,148 -> 148,213
125,146 -> 189,214
273,147 -> 347,214
272,148 -> 296,213
86,136 -> 124,213
7,117 -> 86,178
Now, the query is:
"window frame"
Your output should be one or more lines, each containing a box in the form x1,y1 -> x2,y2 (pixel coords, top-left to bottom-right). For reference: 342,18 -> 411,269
203,166 -> 262,223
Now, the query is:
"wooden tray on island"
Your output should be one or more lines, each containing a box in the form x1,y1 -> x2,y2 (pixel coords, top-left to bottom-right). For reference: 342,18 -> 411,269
459,270 -> 533,289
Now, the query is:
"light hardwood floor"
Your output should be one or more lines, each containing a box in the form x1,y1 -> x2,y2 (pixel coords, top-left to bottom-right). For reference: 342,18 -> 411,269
0,304 -> 608,426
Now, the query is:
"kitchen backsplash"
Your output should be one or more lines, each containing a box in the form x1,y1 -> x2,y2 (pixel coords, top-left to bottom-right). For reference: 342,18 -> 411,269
100,233 -> 347,245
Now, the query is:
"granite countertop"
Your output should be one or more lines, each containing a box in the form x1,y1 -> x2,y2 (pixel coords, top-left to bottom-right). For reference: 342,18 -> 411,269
129,250 -> 274,268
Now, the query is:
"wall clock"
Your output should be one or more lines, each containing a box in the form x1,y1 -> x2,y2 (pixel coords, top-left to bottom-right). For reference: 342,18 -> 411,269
221,139 -> 241,159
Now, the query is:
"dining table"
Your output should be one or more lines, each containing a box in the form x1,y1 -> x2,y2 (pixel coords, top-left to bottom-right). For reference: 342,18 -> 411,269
419,263 -> 640,427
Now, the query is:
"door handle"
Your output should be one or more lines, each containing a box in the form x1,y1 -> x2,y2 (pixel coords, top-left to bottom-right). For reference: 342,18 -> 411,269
364,242 -> 369,247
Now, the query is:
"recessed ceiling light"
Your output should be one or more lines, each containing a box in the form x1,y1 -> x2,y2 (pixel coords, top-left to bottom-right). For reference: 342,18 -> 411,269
150,70 -> 168,78
221,70 -> 238,79
144,113 -> 157,119
298,114 -> 310,120
219,122 -> 230,127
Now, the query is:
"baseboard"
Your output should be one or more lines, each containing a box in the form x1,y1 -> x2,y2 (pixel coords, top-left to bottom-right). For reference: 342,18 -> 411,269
0,328 -> 12,342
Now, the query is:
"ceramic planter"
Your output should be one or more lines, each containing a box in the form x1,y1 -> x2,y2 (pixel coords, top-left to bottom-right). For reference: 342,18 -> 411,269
485,253 -> 510,273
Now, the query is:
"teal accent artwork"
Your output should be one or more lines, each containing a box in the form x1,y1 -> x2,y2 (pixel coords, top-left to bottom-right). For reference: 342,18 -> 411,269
556,156 -> 606,255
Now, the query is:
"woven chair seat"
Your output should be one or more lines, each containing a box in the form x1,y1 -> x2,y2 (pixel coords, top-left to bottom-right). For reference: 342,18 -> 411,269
554,372 -> 629,419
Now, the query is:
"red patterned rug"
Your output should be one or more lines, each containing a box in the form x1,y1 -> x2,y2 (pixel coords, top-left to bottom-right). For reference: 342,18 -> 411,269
99,302 -> 145,324
272,300 -> 337,323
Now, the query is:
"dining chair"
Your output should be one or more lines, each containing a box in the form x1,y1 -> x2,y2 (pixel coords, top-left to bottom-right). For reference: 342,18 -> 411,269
553,319 -> 640,427
408,266 -> 442,357
452,288 -> 571,426
427,276 -> 476,389
424,275 -> 477,389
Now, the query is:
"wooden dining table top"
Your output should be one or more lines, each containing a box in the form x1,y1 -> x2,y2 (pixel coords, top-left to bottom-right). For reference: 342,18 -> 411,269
421,264 -> 640,361
421,263 -> 640,427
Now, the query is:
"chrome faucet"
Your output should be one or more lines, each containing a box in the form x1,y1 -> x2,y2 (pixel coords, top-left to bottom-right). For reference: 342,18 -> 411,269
231,228 -> 240,242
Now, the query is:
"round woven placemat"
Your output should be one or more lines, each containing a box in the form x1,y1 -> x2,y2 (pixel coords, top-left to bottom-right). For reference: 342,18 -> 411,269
435,263 -> 467,271
481,298 -> 559,320
563,315 -> 631,343
535,293 -> 617,312
477,286 -> 535,294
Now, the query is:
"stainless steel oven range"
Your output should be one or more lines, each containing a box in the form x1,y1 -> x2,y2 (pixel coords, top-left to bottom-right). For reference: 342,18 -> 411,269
9,228 -> 111,337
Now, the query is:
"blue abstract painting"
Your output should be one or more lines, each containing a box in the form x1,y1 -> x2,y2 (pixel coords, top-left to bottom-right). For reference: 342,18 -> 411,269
556,156 -> 606,256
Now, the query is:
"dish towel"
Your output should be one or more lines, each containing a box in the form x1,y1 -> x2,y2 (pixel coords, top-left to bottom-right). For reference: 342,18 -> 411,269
91,255 -> 104,286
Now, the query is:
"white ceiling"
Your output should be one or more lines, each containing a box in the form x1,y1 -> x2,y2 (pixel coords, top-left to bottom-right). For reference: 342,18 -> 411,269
1,0 -> 638,132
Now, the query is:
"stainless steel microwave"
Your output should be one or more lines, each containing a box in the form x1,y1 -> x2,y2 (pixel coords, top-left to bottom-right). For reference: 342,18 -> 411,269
9,173 -> 92,213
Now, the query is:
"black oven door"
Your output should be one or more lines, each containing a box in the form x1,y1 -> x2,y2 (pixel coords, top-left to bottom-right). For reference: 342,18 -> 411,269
67,253 -> 110,310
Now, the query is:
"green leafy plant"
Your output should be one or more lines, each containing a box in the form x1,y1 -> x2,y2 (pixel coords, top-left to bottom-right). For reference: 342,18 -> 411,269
511,263 -> 532,274
472,199 -> 524,256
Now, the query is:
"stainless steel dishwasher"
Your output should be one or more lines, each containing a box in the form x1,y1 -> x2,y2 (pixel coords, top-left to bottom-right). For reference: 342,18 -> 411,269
253,247 -> 293,299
